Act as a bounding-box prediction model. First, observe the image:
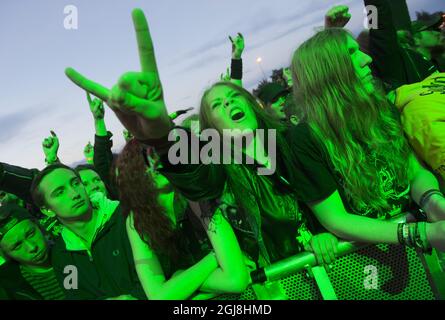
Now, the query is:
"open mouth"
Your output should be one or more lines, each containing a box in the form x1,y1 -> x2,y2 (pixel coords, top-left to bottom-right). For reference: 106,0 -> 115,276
33,249 -> 46,262
230,107 -> 245,122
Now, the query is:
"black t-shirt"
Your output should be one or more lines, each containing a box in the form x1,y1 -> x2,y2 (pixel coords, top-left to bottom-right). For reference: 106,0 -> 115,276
287,123 -> 411,220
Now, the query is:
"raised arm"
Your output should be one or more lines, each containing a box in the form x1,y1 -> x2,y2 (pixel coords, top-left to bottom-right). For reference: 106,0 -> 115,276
86,92 -> 107,137
65,8 -> 226,202
229,33 -> 244,87
324,5 -> 351,29
0,163 -> 39,204
85,92 -> 115,191
83,141 -> 94,165
65,9 -> 172,145
42,130 -> 60,166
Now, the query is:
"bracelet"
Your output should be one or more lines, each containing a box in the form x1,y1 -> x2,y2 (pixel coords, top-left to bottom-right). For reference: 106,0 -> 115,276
419,189 -> 444,209
397,223 -> 405,245
399,222 -> 432,253
416,222 -> 432,253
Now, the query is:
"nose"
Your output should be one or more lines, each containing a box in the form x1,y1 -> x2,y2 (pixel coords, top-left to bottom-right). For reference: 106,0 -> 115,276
361,51 -> 373,68
26,241 -> 39,254
223,96 -> 235,108
68,186 -> 81,200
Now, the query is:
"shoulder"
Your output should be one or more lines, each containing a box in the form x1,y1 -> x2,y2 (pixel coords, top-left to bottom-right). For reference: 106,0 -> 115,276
286,123 -> 325,158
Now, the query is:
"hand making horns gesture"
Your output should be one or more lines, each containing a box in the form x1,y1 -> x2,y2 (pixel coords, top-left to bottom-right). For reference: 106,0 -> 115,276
65,9 -> 172,141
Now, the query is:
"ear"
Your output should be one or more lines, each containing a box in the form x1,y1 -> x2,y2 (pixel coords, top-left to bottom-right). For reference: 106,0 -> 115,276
290,115 -> 299,126
40,207 -> 56,218
413,33 -> 421,46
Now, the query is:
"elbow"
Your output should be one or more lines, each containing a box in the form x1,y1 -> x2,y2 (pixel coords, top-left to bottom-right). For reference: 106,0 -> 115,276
225,268 -> 250,293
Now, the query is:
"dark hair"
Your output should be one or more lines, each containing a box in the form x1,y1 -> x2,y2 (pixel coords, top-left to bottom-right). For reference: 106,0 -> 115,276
30,163 -> 79,208
74,164 -> 97,174
116,139 -> 182,261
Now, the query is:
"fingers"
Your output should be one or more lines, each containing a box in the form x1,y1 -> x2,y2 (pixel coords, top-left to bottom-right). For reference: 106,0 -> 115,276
237,32 -> 243,39
50,130 -> 57,137
229,35 -> 233,43
132,8 -> 159,74
42,138 -> 50,148
311,239 -> 324,265
86,92 -> 93,104
310,234 -> 338,265
65,67 -> 110,102
118,72 -> 149,98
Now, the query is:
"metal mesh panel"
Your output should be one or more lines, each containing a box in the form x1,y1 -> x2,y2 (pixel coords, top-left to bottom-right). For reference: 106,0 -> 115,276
215,244 -> 435,300
213,287 -> 256,300
328,244 -> 435,300
278,271 -> 322,300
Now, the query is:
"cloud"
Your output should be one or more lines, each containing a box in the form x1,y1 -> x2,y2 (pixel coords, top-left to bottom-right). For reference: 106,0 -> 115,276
174,52 -> 226,75
0,104 -> 56,144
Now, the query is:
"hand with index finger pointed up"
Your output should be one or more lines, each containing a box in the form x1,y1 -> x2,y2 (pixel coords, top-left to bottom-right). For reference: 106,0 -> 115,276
65,8 -> 172,141
42,131 -> 60,165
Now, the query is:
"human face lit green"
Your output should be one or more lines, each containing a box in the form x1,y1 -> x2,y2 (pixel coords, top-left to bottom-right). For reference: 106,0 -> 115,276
39,168 -> 91,222
0,220 -> 49,267
347,36 -> 374,93
417,30 -> 442,48
78,169 -> 108,197
270,95 -> 287,120
205,85 -> 258,135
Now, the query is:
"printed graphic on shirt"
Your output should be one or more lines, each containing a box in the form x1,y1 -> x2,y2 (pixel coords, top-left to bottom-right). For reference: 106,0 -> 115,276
340,155 -> 410,220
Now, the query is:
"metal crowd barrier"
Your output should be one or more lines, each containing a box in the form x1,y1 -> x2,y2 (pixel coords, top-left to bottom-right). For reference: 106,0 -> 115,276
215,220 -> 445,300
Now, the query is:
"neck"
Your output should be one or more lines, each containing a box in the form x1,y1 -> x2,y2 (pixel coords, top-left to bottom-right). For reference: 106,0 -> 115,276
158,191 -> 177,226
61,207 -> 97,245
244,135 -> 272,169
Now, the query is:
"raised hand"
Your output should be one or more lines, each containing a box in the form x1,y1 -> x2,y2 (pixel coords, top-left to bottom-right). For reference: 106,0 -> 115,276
229,33 -> 244,59
86,92 -> 105,120
220,67 -> 230,81
65,9 -> 171,141
123,129 -> 134,142
42,131 -> 60,165
84,141 -> 94,164
325,5 -> 351,29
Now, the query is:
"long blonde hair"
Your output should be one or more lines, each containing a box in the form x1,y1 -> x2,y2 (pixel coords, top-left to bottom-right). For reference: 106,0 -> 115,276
291,28 -> 411,212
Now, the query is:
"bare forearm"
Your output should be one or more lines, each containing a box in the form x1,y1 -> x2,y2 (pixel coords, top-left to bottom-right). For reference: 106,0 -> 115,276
94,119 -> 108,137
149,253 -> 218,300
410,165 -> 445,221
199,267 -> 249,294
325,213 -> 399,244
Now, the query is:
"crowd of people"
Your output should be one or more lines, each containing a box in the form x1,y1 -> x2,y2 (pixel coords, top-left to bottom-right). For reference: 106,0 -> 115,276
1,0 -> 444,300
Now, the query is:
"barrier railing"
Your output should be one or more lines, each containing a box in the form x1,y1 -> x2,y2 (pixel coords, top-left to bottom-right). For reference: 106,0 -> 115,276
216,215 -> 445,300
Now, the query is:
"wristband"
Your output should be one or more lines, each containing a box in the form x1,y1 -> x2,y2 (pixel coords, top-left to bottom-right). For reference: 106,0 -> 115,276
400,222 -> 432,253
397,223 -> 405,245
230,58 -> 243,80
419,189 -> 444,209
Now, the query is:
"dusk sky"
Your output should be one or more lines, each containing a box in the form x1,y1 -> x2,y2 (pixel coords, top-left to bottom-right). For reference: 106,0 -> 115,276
0,0 -> 440,169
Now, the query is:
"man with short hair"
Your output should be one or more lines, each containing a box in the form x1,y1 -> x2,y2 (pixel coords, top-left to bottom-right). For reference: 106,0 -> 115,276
30,163 -> 144,300
0,204 -> 64,300
412,14 -> 445,71
257,82 -> 290,121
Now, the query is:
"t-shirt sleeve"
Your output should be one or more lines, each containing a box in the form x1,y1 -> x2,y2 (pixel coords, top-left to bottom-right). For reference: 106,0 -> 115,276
287,124 -> 338,203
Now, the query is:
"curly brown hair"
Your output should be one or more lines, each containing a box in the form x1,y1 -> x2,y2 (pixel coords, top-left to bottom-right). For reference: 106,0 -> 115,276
116,139 -> 181,260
